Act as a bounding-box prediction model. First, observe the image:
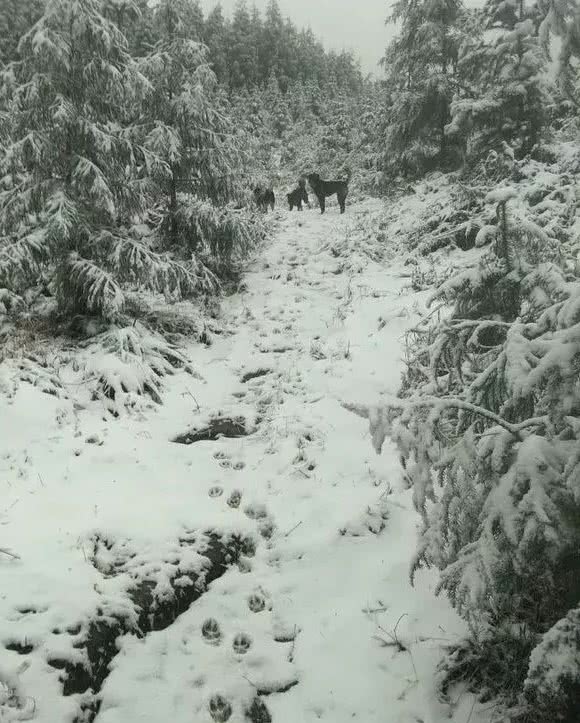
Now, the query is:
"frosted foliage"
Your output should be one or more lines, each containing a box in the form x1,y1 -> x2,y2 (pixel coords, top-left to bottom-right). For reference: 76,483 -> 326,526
87,324 -> 193,415
524,606 -> 580,716
0,0 -> 257,318
362,190 -> 580,720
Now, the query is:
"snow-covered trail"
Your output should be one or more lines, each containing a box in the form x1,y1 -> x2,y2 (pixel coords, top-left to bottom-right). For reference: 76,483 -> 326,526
0,200 -> 483,723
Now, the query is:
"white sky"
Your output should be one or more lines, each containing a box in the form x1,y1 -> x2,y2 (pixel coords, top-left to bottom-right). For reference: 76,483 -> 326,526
199,0 -> 393,75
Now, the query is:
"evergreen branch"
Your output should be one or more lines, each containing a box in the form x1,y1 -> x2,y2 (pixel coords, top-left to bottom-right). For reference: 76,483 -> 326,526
342,396 -> 549,450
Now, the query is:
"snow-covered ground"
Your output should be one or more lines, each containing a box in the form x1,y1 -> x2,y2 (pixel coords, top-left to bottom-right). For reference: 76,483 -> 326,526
0,199 -> 488,723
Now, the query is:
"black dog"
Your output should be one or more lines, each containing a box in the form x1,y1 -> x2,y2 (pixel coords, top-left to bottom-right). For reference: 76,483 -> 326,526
287,179 -> 309,211
307,170 -> 351,214
253,185 -> 275,212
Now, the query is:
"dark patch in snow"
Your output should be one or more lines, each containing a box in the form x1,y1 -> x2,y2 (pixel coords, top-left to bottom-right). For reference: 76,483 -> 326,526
5,640 -> 34,654
16,606 -> 46,615
245,697 -> 273,722
172,416 -> 249,444
209,693 -> 233,721
262,346 -> 293,353
49,531 -> 258,723
256,679 -> 299,696
241,368 -> 271,383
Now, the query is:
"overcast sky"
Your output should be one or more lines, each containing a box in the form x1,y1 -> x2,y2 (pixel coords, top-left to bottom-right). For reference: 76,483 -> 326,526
199,0 -> 393,75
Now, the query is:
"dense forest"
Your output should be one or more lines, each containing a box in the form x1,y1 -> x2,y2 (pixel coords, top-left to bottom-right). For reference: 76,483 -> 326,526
1,1 -> 580,722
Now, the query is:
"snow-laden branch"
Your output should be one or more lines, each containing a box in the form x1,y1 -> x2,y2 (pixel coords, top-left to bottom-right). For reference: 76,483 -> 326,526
342,395 -> 549,453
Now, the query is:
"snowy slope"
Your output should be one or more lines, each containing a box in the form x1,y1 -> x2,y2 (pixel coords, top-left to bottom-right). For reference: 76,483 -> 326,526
0,198 -> 488,723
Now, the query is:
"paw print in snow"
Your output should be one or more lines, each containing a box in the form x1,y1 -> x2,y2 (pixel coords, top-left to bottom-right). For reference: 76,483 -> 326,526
208,486 -> 223,498
258,520 -> 276,540
245,698 -> 272,723
244,503 -> 267,520
248,591 -> 269,613
201,618 -> 222,645
227,489 -> 242,509
232,633 -> 252,655
208,694 -> 232,722
239,536 -> 257,557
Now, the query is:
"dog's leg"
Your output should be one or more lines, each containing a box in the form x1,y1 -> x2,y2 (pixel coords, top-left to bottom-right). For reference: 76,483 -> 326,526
318,194 -> 325,214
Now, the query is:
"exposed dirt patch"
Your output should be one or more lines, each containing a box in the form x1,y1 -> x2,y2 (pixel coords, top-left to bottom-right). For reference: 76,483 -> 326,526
172,417 -> 249,445
45,531 -> 266,723
241,368 -> 271,383
4,641 -> 34,654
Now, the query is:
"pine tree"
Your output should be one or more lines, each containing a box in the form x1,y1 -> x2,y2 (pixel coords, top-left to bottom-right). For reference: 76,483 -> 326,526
535,0 -> 580,103
261,0 -> 284,81
296,28 -> 326,84
447,3 -> 552,160
203,3 -> 229,84
0,0 -> 194,318
381,0 -> 464,176
227,0 -> 258,88
126,0 -> 160,57
142,0 -> 260,281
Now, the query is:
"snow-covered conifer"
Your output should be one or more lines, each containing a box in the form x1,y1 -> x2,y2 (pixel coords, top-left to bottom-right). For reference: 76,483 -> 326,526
0,0 -> 198,318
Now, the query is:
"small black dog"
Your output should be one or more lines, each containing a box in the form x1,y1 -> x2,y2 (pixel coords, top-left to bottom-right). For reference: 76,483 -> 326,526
307,170 -> 351,214
253,185 -> 275,212
286,179 -> 309,211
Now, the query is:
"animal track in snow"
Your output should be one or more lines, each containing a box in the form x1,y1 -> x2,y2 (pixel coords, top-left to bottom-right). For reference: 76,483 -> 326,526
227,489 -> 242,508
244,503 -> 268,520
202,618 -> 222,645
248,591 -> 270,613
232,632 -> 252,655
208,694 -> 232,722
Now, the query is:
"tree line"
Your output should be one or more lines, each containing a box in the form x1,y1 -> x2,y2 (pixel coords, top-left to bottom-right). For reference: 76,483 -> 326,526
0,0 -> 363,92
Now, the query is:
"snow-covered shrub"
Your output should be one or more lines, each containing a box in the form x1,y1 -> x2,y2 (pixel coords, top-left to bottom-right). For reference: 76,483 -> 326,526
364,189 -> 580,717
85,323 -> 199,415
517,605 -> 580,722
0,667 -> 36,722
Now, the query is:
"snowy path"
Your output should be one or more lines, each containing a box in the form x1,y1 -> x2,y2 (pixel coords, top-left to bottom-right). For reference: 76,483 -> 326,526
0,201 -> 480,723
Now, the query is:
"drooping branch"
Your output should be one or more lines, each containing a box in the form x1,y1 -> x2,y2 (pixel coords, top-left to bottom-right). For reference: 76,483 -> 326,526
342,395 -> 549,453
